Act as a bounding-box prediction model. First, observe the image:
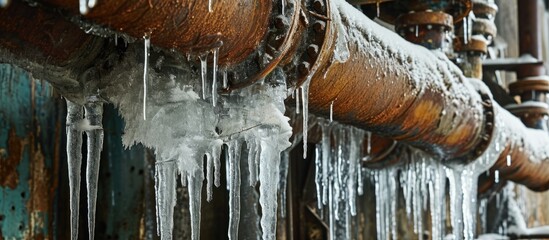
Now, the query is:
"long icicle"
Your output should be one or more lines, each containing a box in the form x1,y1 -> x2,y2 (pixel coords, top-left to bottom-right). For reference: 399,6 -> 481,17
66,100 -> 83,240
143,34 -> 150,120
155,160 -> 177,240
84,99 -> 104,240
228,140 -> 242,240
187,169 -> 204,240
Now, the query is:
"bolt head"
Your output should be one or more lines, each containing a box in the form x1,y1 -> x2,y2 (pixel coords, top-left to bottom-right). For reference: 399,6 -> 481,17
313,20 -> 326,33
298,62 -> 311,75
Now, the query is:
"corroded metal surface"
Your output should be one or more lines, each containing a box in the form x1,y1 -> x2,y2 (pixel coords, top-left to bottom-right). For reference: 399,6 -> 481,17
39,0 -> 272,66
307,11 -> 485,161
0,65 -> 62,239
0,1 -> 99,66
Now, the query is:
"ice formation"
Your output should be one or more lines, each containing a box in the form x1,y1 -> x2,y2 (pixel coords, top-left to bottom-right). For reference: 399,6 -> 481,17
79,0 -> 96,14
66,100 -> 84,240
79,43 -> 293,240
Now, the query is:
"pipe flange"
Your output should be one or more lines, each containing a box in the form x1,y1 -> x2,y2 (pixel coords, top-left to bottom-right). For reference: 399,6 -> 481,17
472,18 -> 497,42
472,1 -> 498,20
506,102 -> 549,129
395,11 -> 453,49
452,91 -> 495,164
221,0 -> 300,92
454,36 -> 487,55
509,76 -> 549,96
285,0 -> 331,89
396,11 -> 454,29
398,0 -> 472,23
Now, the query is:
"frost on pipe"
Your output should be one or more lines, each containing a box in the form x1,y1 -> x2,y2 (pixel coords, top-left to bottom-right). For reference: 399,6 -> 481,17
100,46 -> 291,239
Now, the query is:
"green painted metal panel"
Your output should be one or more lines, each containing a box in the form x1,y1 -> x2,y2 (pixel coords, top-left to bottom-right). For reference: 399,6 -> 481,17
0,64 -> 62,239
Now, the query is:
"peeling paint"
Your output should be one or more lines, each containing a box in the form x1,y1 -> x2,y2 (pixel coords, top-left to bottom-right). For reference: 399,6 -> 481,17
0,128 -> 27,189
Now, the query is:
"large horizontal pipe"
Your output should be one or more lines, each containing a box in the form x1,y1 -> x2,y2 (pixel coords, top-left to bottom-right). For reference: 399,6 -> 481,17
1,0 -> 549,191
305,1 -> 549,190
37,0 -> 273,65
309,2 -> 487,161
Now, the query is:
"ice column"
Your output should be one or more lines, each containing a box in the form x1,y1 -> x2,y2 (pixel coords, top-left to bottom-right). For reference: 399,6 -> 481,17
66,100 -> 83,240
84,98 -> 104,240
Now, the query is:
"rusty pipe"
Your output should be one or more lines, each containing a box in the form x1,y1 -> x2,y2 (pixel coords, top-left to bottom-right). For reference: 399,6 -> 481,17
309,2 -> 487,161
37,0 -> 273,66
517,0 -> 545,78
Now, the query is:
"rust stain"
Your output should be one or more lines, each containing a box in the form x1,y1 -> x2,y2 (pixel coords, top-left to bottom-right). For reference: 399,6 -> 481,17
0,128 -> 27,189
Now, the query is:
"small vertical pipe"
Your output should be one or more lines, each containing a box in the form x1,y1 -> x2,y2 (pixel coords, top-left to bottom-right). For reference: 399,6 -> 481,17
517,0 -> 545,78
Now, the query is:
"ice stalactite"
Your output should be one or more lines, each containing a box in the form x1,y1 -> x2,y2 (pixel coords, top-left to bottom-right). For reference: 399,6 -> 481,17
79,0 -> 97,14
154,160 -> 177,240
66,100 -> 83,240
279,150 -> 290,217
187,169 -> 204,240
311,120 -> 365,239
301,80 -> 310,159
101,45 -> 292,240
199,53 -> 209,100
212,48 -> 219,107
258,128 -> 284,240
84,98 -> 104,240
373,166 -> 398,240
208,0 -> 213,12
143,35 -> 150,120
227,140 -> 242,240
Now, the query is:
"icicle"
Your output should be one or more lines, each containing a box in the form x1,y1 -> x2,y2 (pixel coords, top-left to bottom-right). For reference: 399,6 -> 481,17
87,0 -> 96,8
348,128 -> 363,216
79,0 -> 88,14
258,130 -> 282,240
301,80 -> 310,159
212,141 -> 222,187
314,144 -> 323,209
143,34 -> 150,120
281,0 -> 285,14
199,54 -> 208,100
247,140 -> 258,186
320,120 -> 330,206
463,17 -> 469,44
84,99 -> 104,240
222,69 -> 228,89
506,154 -> 512,166
279,150 -> 290,217
227,141 -> 242,240
66,100 -> 83,240
495,170 -> 500,183
187,170 -> 204,240
295,88 -> 300,114
208,0 -> 213,12
211,48 -> 219,106
366,131 -> 372,155
329,101 -> 334,122
206,153 -> 214,202
415,25 -> 419,37
155,161 -> 177,240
